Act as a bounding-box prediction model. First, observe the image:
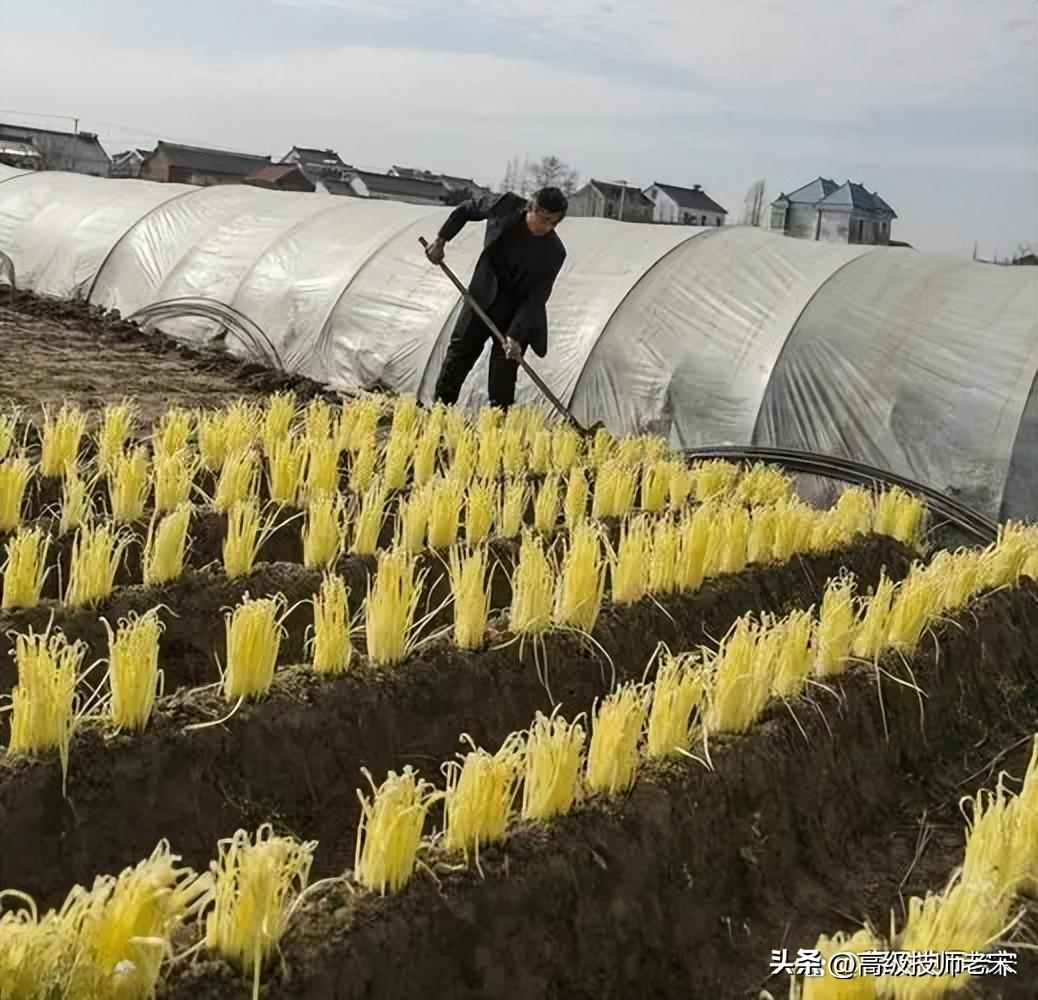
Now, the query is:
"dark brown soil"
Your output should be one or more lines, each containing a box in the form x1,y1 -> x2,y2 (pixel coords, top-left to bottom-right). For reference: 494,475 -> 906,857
0,289 -> 338,427
152,582 -> 1038,1000
0,536 -> 910,907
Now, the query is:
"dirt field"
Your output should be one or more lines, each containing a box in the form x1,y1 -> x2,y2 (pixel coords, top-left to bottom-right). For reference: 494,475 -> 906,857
1,290 -> 1035,1000
0,535 -> 907,907
156,584 -> 1038,1000
0,288 -> 335,427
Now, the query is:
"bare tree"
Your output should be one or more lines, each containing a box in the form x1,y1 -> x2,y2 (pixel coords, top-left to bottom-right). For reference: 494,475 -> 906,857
500,156 -> 522,194
741,178 -> 768,226
530,155 -> 580,195
501,154 -> 580,196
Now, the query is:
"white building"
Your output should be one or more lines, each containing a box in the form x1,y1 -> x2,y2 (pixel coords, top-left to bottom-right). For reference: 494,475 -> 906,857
643,182 -> 727,226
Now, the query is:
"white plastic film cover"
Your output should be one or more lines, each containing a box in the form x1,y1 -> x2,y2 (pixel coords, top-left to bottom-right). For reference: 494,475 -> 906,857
0,170 -> 1034,519
1003,373 -> 1037,520
0,171 -> 192,297
115,189 -> 341,353
756,250 -> 1038,519
570,227 -> 876,445
0,165 -> 29,185
90,184 -> 280,316
263,200 -> 442,386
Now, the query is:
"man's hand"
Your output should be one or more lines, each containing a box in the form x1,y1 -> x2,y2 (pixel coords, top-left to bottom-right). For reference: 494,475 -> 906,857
503,336 -> 524,362
424,237 -> 446,265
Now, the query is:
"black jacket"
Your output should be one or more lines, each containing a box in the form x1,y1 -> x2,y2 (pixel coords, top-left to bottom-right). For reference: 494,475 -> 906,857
437,192 -> 566,358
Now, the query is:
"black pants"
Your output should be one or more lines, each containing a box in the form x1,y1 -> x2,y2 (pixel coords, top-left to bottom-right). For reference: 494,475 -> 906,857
433,302 -> 520,410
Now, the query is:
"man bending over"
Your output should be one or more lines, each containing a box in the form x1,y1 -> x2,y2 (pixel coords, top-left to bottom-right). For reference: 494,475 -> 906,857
424,186 -> 567,411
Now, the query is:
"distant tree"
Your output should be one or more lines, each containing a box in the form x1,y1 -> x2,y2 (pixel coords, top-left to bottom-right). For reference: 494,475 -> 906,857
530,154 -> 580,195
741,178 -> 768,226
500,156 -> 524,194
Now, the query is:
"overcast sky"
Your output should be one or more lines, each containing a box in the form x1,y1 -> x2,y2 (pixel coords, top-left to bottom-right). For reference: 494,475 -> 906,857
1,0 -> 1035,258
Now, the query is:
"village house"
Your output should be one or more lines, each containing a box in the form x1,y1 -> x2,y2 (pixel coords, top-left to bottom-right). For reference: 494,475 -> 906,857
343,170 -> 451,205
770,177 -> 896,245
110,149 -> 150,178
244,164 -> 315,193
643,182 -> 728,226
388,166 -> 490,203
139,141 -> 271,186
0,137 -> 44,171
0,123 -> 110,176
567,180 -> 654,223
279,146 -> 353,185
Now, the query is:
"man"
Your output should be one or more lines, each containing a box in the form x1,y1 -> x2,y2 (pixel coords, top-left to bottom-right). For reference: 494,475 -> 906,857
425,186 -> 567,410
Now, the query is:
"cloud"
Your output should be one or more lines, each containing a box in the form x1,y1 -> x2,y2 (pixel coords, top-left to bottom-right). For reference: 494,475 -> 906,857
468,0 -> 1036,117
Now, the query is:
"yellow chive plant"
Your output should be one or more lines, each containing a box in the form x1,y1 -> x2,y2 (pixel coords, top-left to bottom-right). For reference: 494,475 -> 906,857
103,608 -> 165,732
509,530 -> 555,635
497,478 -> 529,540
64,522 -> 131,607
441,734 -> 525,867
153,406 -> 194,460
0,453 -> 33,532
204,825 -> 316,1000
646,650 -> 709,758
7,624 -> 87,788
39,402 -> 87,476
108,446 -> 151,523
153,446 -> 199,512
448,544 -> 492,650
427,476 -> 466,550
464,478 -> 496,545
354,766 -> 442,895
302,494 -> 347,569
308,572 -> 353,674
585,683 -> 651,795
222,594 -> 288,700
59,461 -> 93,535
351,478 -> 387,556
364,549 -> 424,666
1,526 -> 50,609
533,473 -> 560,533
143,505 -> 192,585
521,709 -> 586,821
95,400 -> 135,477
213,447 -> 259,513
553,520 -> 607,632
563,465 -> 588,531
223,500 -> 279,579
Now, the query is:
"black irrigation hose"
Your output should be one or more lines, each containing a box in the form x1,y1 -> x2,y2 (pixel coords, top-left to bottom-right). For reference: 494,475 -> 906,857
681,444 -> 999,546
0,250 -> 14,290
127,297 -> 285,372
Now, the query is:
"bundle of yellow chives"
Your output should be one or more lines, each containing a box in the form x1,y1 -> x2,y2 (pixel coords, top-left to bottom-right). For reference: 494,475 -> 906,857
585,683 -> 650,794
309,572 -> 353,674
533,473 -> 560,533
553,520 -> 607,632
520,710 -> 586,820
563,465 -> 588,531
1,526 -> 50,610
354,766 -> 441,894
509,530 -> 555,634
441,734 -> 524,865
104,608 -> 165,731
464,478 -> 496,545
646,651 -> 708,758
